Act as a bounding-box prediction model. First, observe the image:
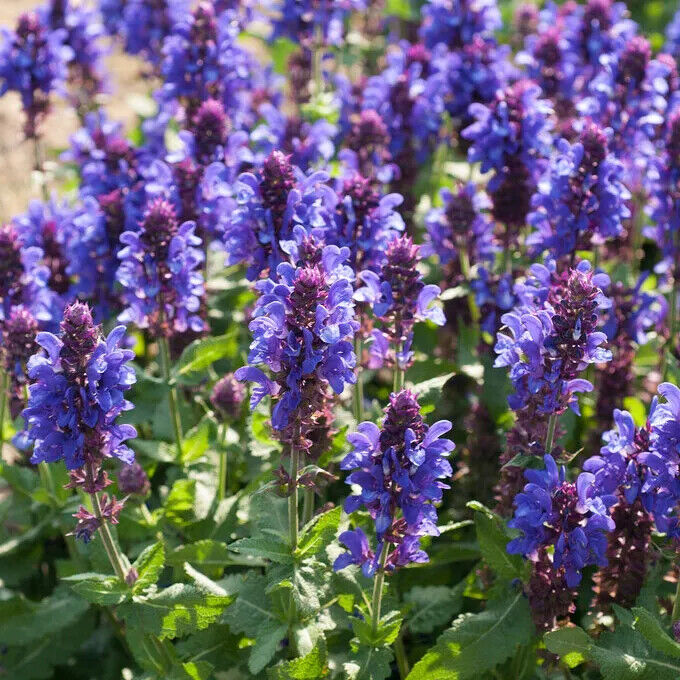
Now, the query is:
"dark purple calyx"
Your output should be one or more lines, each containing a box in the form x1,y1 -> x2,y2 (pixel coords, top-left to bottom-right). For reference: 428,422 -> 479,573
379,389 -> 426,454
59,301 -> 99,383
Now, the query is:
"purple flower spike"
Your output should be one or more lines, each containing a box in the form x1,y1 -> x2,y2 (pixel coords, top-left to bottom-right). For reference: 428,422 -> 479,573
336,389 -> 454,575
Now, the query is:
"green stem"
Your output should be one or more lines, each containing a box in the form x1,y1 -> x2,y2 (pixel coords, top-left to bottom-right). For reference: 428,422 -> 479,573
664,234 -> 679,380
302,487 -> 314,526
458,248 -> 480,324
158,336 -> 183,461
370,541 -> 390,636
39,462 -> 56,504
394,634 -> 410,679
217,424 -> 228,501
32,136 -> 49,201
672,577 -> 680,623
545,414 -> 557,453
353,336 -> 364,423
288,446 -> 300,550
0,369 -> 8,446
312,26 -> 323,96
88,463 -> 129,583
393,342 -> 405,393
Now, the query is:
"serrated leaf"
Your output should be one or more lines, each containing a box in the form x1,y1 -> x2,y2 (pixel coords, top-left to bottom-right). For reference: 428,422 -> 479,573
501,454 -> 545,470
175,332 -> 237,378
133,541 -> 165,593
169,661 -> 214,680
221,573 -> 280,638
0,588 -> 90,645
181,417 -> 214,464
297,506 -> 343,559
230,530 -> 293,564
474,511 -> 525,581
404,583 -> 465,634
633,607 -> 680,659
168,540 -> 231,567
406,590 -> 533,680
343,645 -> 393,680
249,620 -> 288,675
118,583 -> 233,639
544,626 -> 592,668
66,573 -> 130,605
267,639 -> 328,679
268,558 -> 330,620
164,479 -> 197,527
352,610 -> 402,647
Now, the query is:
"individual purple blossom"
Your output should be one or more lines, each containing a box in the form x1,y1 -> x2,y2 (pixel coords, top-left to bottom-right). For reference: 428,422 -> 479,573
419,0 -> 501,50
471,268 -> 516,336
0,11 -> 71,137
22,302 -> 137,474
355,236 -> 445,370
423,182 -> 496,267
235,244 -> 358,442
335,389 -> 454,575
507,454 -> 614,587
494,261 -> 612,416
116,198 -> 206,338
527,122 -> 631,258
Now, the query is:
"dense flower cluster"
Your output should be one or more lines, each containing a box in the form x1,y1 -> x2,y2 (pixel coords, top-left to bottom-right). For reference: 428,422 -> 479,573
117,197 -> 206,337
236,244 -> 358,448
356,236 -> 445,370
508,454 -> 614,587
335,390 -> 454,574
0,11 -> 70,136
495,261 -> 612,416
527,122 -> 631,257
583,384 -> 680,538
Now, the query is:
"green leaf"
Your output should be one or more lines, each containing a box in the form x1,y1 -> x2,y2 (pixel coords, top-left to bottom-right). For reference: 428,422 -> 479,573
404,583 -> 465,634
633,607 -> 680,659
352,610 -> 403,648
544,626 -> 592,669
164,479 -> 197,527
181,417 -> 214,464
168,540 -> 231,568
0,588 -> 90,645
132,541 -> 165,593
473,511 -> 525,582
230,530 -> 293,564
384,0 -> 415,20
65,572 -> 130,605
175,332 -> 238,378
411,373 -> 455,410
267,640 -> 329,679
249,620 -> 289,675
343,645 -> 393,680
169,661 -> 214,680
501,454 -> 545,470
268,558 -> 331,620
406,590 -> 533,680
118,583 -> 234,639
221,573 -> 279,638
297,506 -> 343,559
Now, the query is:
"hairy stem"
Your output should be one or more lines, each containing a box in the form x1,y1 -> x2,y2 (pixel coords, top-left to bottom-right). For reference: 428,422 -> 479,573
217,423 -> 228,501
353,336 -> 364,424
545,414 -> 557,453
394,634 -> 410,679
371,541 -> 390,636
158,336 -> 183,461
288,446 -> 300,550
